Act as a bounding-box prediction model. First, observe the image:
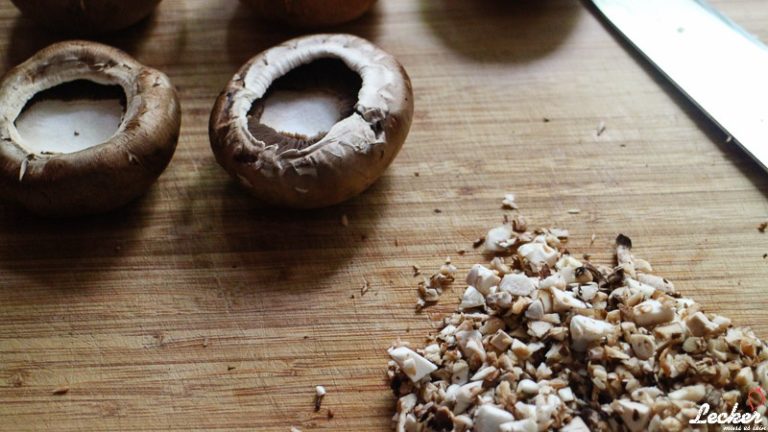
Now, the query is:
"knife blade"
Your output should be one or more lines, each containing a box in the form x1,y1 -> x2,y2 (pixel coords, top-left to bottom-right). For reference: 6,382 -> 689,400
590,0 -> 768,171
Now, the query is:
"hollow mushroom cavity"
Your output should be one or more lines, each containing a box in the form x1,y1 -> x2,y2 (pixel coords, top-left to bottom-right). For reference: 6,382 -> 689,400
248,58 -> 362,152
0,40 -> 181,216
15,80 -> 126,155
210,34 -> 414,208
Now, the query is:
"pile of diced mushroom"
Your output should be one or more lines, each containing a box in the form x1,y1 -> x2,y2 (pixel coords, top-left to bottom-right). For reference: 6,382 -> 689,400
387,214 -> 768,432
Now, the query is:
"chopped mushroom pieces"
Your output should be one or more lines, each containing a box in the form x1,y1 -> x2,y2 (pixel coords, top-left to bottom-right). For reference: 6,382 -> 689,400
387,200 -> 768,432
415,260 -> 457,309
388,346 -> 437,382
474,405 -> 515,432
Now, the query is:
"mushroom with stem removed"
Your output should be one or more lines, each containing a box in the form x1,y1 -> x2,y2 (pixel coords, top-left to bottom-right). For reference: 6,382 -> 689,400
242,0 -> 376,28
0,40 -> 180,216
10,0 -> 163,35
209,34 -> 413,208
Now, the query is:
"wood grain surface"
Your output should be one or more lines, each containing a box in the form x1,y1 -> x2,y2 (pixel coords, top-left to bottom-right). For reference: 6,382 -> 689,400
1,0 -> 767,430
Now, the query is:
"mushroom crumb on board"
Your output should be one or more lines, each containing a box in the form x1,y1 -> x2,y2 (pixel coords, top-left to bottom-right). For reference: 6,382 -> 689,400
314,385 -> 326,411
415,258 -> 457,311
596,121 -> 607,136
501,194 -> 518,210
759,221 -> 767,233
388,204 -> 768,432
51,386 -> 69,395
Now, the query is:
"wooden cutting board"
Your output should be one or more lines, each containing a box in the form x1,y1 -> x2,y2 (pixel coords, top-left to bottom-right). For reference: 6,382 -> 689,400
1,0 -> 767,430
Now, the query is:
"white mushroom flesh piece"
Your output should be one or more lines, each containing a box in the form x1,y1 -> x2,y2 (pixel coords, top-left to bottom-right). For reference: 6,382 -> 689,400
459,286 -> 486,310
557,387 -> 575,402
395,393 -> 417,432
466,264 -> 501,296
470,365 -> 497,382
516,379 -> 539,395
570,315 -> 615,351
556,254 -> 582,270
484,224 -> 514,253
630,299 -> 675,327
560,416 -> 590,432
499,273 -> 536,297
626,278 -> 656,298
455,329 -> 486,364
685,311 -> 720,337
528,320 -> 552,338
549,287 -> 587,312
538,272 -> 566,290
637,273 -> 675,294
387,346 -> 437,382
453,381 -> 483,414
628,333 -> 656,360
473,405 -> 514,432
667,384 -> 706,402
490,329 -> 514,351
613,399 -> 651,432
517,242 -> 558,272
16,82 -> 124,155
499,418 -> 537,432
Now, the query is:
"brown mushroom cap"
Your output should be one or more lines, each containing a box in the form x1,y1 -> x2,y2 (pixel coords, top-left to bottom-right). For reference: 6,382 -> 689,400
209,33 -> 413,209
0,40 -> 180,216
242,0 -> 376,28
10,0 -> 162,34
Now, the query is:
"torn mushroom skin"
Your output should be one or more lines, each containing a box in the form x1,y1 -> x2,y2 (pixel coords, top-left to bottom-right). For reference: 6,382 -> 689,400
0,41 -> 180,216
242,0 -> 376,28
210,34 -> 413,208
10,0 -> 162,34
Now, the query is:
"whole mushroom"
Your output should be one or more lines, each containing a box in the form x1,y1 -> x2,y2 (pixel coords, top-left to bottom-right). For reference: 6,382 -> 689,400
209,33 -> 413,208
0,40 -> 181,216
242,0 -> 376,28
10,0 -> 162,34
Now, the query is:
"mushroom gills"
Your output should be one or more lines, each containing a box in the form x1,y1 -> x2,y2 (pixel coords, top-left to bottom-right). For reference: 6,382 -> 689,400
14,80 -> 125,155
247,58 -> 362,153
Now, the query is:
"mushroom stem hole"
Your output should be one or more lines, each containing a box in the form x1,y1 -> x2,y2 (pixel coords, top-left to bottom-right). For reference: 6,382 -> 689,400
247,58 -> 362,152
14,79 -> 126,155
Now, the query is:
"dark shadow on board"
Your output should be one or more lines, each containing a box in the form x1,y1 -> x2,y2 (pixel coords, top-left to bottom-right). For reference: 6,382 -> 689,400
420,0 -> 581,64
